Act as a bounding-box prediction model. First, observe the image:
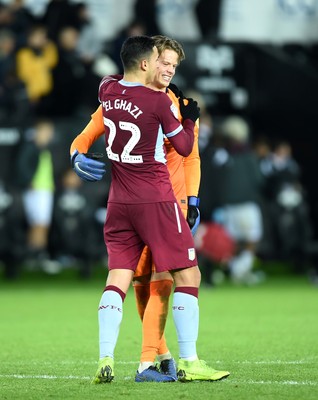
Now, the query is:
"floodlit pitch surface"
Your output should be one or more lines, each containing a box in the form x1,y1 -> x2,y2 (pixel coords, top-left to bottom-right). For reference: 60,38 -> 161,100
0,271 -> 317,400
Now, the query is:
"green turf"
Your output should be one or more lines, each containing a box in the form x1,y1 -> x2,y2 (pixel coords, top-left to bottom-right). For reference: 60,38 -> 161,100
0,267 -> 317,399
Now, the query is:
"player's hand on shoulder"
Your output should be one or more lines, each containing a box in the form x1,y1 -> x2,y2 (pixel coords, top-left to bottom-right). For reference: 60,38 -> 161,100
168,83 -> 183,98
71,150 -> 106,182
169,83 -> 200,123
179,95 -> 200,123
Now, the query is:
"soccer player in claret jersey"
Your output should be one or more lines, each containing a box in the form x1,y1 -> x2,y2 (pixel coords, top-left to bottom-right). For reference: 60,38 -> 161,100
70,35 -> 230,383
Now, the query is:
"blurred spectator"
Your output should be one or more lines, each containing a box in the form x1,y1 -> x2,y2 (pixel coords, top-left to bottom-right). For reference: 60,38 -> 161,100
79,0 -> 136,43
15,23 -> 58,118
5,0 -> 37,47
252,134 -> 277,259
262,139 -> 301,202
185,88 -> 213,152
195,0 -> 222,39
73,2 -> 106,111
18,0 -> 49,19
74,2 -> 103,66
50,167 -> 106,278
0,28 -> 28,124
0,2 -> 12,29
156,0 -> 202,42
49,26 -> 86,116
258,139 -> 314,270
200,115 -> 265,285
111,18 -> 148,72
253,135 -> 272,173
134,0 -> 160,36
15,118 -> 56,266
41,0 -> 79,42
0,180 -> 26,279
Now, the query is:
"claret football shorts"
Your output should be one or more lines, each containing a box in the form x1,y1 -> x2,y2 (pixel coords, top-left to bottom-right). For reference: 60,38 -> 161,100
104,202 -> 197,272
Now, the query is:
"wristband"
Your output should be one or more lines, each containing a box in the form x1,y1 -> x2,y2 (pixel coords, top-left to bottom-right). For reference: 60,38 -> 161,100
188,196 -> 200,207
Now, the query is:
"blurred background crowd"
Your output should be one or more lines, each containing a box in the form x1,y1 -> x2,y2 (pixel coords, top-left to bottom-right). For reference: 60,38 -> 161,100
1,0 -> 318,285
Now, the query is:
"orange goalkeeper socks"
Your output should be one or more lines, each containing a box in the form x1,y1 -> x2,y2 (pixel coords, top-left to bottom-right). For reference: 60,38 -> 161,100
140,279 -> 173,362
134,283 -> 150,321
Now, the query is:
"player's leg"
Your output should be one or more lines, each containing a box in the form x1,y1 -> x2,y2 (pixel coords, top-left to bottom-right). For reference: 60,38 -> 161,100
172,266 -> 230,381
92,268 -> 134,384
133,280 -> 150,319
140,272 -> 175,377
133,245 -> 152,321
133,248 -> 176,382
93,203 -> 143,384
145,202 -> 229,382
171,265 -> 200,362
134,201 -> 230,382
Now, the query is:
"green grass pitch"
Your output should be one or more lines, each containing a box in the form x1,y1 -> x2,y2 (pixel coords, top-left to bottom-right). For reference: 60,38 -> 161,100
0,268 -> 317,399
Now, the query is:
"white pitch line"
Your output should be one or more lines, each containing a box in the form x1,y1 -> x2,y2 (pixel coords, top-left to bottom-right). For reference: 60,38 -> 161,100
0,374 -> 317,386
229,379 -> 318,387
0,374 -> 91,380
1,359 -> 316,366
226,360 -> 312,365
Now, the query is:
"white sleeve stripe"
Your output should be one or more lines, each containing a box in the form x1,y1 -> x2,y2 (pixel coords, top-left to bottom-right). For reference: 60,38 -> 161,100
165,124 -> 183,138
174,202 -> 182,233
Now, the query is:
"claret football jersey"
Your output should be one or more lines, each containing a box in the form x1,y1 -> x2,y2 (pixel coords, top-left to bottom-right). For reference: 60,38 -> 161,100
98,77 -> 189,204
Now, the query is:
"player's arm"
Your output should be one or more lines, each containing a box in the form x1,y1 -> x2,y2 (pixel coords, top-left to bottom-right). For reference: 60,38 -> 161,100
70,105 -> 106,182
162,94 -> 200,157
184,121 -> 201,234
166,119 -> 196,157
169,84 -> 201,196
169,84 -> 201,234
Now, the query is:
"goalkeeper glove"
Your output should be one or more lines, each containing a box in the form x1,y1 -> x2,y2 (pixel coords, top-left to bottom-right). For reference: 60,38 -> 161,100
71,150 -> 106,182
187,196 -> 200,235
168,83 -> 183,98
179,96 -> 200,123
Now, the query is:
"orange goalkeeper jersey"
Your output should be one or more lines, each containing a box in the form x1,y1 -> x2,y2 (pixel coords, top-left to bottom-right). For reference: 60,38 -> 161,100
70,90 -> 200,209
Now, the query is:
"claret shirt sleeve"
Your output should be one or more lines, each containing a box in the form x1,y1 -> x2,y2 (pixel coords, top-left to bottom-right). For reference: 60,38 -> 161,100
166,119 -> 195,157
159,93 -> 194,157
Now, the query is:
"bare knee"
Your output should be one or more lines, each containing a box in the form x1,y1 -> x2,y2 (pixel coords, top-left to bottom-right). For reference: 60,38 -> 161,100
106,269 -> 134,293
172,266 -> 201,288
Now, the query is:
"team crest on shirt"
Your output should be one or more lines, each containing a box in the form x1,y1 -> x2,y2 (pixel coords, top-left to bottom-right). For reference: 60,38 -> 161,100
170,103 -> 179,119
188,248 -> 196,261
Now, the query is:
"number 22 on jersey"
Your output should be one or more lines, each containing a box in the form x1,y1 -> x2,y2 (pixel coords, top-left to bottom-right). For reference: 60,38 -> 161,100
104,117 -> 143,164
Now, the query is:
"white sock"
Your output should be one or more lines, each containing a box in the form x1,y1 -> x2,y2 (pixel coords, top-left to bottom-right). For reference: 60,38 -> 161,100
98,290 -> 123,359
157,352 -> 172,362
138,361 -> 154,373
172,292 -> 199,359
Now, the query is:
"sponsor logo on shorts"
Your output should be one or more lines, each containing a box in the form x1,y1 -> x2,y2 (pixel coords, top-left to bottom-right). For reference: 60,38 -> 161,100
188,248 -> 195,261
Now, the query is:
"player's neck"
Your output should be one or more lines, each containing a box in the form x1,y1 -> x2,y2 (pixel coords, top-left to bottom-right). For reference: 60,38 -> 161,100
123,72 -> 147,86
147,83 -> 166,92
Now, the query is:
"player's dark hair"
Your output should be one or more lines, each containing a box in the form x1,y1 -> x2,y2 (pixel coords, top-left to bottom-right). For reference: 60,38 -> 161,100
120,35 -> 156,72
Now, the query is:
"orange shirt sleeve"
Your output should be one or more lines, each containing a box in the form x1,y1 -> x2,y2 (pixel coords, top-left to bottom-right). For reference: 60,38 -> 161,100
70,105 -> 105,155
